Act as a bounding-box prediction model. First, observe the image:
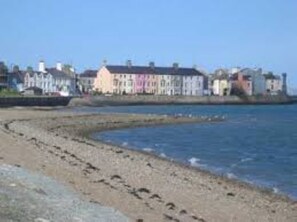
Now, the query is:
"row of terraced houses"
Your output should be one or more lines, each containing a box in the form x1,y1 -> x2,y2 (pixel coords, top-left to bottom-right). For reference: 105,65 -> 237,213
0,60 -> 288,96
92,61 -> 287,96
93,61 -> 205,96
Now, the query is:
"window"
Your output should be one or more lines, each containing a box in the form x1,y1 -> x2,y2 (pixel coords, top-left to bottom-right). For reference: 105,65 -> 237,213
124,75 -> 126,78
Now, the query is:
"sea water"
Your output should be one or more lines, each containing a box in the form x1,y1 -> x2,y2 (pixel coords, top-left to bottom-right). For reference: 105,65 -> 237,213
74,104 -> 297,199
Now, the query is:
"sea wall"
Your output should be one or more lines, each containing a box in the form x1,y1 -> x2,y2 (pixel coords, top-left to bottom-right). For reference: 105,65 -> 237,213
0,96 -> 73,107
69,94 -> 293,107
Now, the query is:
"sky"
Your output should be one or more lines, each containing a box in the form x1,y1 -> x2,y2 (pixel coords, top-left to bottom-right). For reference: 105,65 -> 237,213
1,0 -> 297,88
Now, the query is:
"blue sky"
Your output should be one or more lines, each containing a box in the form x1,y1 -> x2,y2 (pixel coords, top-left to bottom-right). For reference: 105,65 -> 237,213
1,0 -> 297,87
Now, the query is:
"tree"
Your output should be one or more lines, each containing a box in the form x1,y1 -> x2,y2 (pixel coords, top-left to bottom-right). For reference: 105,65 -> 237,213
62,64 -> 75,77
12,65 -> 20,73
26,66 -> 33,73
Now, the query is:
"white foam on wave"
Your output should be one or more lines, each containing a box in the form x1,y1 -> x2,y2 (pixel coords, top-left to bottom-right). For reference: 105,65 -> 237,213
122,142 -> 128,146
240,157 -> 253,163
160,153 -> 167,158
143,148 -> 154,153
273,187 -> 279,194
227,173 -> 237,179
188,157 -> 201,167
231,157 -> 254,168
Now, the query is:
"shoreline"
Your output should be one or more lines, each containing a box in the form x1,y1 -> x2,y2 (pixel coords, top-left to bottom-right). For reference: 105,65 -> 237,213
90,131 -> 295,203
69,95 -> 294,107
0,108 -> 296,221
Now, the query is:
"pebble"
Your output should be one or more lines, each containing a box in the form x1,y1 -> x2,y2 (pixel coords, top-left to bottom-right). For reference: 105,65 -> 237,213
34,218 -> 50,222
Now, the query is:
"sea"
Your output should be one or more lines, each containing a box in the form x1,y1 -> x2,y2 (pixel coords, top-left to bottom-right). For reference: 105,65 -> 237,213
72,104 -> 297,199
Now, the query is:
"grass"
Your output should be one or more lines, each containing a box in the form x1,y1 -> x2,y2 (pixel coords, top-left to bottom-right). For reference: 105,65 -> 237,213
0,88 -> 21,97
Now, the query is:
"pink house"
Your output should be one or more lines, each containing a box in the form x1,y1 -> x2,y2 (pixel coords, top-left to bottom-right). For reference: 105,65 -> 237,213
134,73 -> 157,94
231,73 -> 253,96
135,73 -> 146,93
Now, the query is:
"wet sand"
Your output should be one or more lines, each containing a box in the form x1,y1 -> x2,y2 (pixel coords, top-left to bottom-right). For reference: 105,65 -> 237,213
0,108 -> 296,222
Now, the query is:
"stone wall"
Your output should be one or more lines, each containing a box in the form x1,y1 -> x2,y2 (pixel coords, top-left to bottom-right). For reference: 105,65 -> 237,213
69,95 -> 293,107
0,96 -> 72,107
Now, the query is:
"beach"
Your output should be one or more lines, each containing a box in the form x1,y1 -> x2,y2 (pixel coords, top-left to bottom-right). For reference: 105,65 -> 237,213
0,108 -> 296,222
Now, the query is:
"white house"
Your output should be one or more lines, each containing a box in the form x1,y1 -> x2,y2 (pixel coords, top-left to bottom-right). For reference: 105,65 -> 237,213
182,75 -> 204,96
24,61 -> 76,96
264,73 -> 282,94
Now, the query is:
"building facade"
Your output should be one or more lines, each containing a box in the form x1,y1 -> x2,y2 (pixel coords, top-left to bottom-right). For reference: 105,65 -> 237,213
79,70 -> 97,93
212,75 -> 231,96
230,73 -> 253,96
8,71 -> 26,92
93,62 -> 204,96
24,61 -> 76,96
240,68 -> 266,95
263,73 -> 282,94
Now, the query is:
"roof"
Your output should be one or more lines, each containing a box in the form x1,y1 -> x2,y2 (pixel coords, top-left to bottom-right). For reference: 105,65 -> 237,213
80,70 -> 97,78
230,73 -> 252,81
213,73 -> 229,80
105,65 -> 203,76
25,71 -> 48,77
46,68 -> 72,79
263,73 -> 281,80
24,86 -> 43,91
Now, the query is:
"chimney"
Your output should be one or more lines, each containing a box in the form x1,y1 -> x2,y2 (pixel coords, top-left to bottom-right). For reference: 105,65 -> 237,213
282,73 -> 287,94
126,60 -> 132,68
38,60 -> 46,73
173,62 -> 179,70
56,62 -> 63,71
149,61 -> 155,69
102,59 -> 107,66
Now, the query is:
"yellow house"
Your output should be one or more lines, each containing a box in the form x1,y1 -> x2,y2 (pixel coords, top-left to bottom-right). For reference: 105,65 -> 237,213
213,76 -> 231,96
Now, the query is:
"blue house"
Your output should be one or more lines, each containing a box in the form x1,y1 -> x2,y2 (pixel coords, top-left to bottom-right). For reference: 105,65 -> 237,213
8,71 -> 25,92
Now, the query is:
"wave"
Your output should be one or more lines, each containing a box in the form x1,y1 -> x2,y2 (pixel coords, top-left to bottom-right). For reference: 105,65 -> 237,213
273,187 -> 279,194
231,157 -> 254,168
240,157 -> 253,163
160,153 -> 167,158
142,148 -> 154,153
188,157 -> 201,167
122,142 -> 128,146
226,172 -> 237,179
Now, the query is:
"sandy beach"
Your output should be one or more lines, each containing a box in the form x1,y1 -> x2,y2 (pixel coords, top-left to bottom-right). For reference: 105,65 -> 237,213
0,108 -> 296,222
